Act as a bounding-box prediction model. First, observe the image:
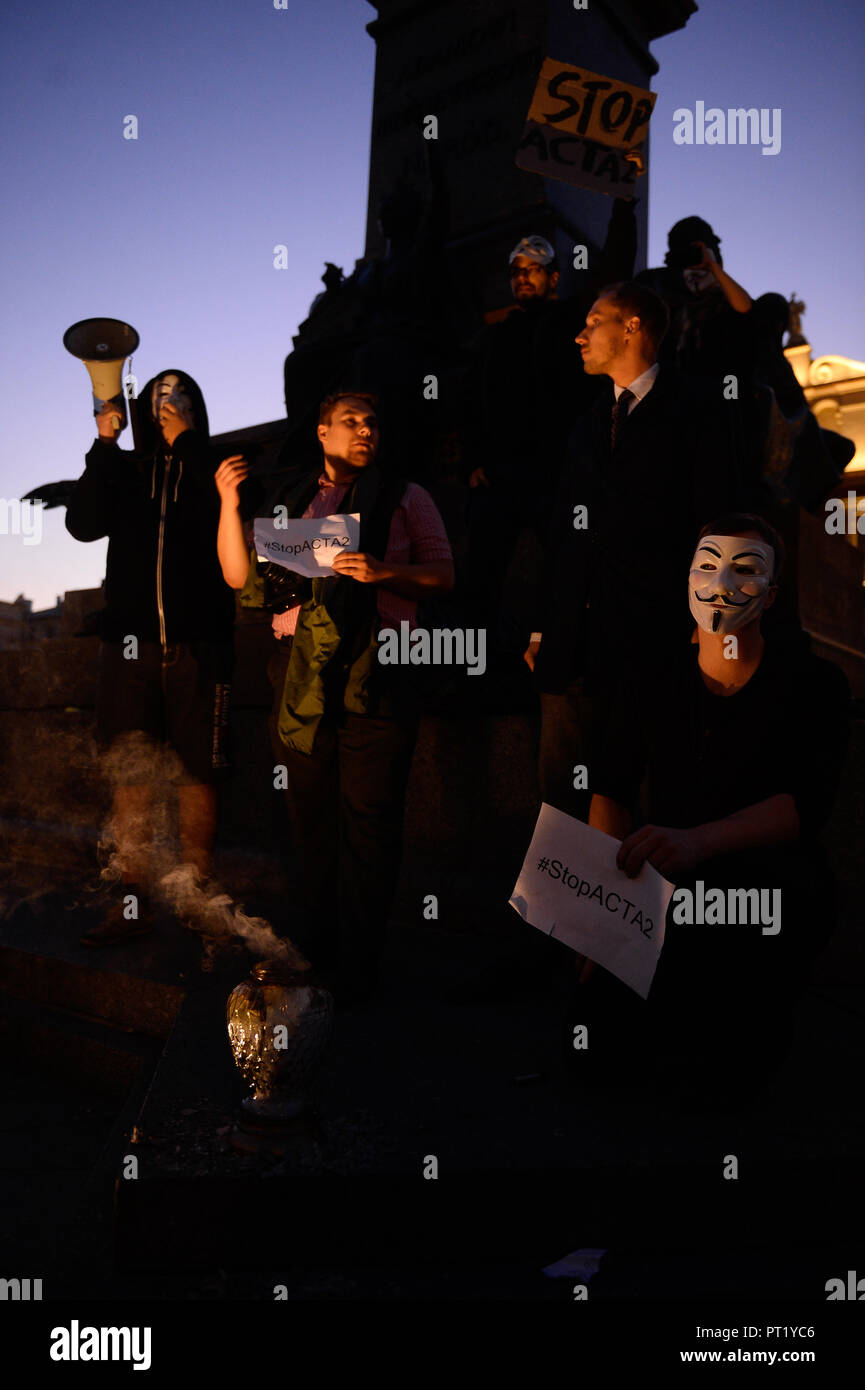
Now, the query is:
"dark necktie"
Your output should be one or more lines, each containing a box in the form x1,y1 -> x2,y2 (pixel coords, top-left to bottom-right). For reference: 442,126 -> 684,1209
610,388 -> 635,450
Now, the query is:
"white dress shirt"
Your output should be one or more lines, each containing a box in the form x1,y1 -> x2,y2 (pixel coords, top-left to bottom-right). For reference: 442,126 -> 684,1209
613,361 -> 659,414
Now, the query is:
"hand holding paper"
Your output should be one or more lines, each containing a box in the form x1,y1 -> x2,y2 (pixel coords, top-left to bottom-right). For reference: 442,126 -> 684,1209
509,804 -> 675,998
330,550 -> 387,583
253,513 -> 360,580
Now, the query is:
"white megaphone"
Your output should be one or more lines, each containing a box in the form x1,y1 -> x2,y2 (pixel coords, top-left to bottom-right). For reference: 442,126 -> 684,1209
63,317 -> 140,438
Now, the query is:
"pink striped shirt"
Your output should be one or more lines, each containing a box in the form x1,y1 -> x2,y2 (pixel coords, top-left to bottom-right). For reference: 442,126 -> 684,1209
271,474 -> 452,638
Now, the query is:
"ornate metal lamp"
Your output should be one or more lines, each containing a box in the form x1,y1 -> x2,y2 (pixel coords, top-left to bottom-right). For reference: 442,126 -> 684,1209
226,951 -> 334,1134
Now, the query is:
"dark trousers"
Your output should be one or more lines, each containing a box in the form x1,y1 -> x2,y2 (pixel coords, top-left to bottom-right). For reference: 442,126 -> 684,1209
538,680 -> 595,822
268,642 -> 419,977
466,484 -> 548,653
567,926 -> 799,1100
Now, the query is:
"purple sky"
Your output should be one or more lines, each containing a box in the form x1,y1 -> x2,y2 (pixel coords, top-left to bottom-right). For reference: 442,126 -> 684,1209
2,0 -> 863,610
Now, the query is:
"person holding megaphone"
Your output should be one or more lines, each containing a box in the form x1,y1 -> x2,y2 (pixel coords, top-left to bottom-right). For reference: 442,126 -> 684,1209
66,367 -> 237,946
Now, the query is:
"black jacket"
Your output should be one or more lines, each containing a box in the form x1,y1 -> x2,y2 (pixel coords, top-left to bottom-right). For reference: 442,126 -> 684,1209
534,366 -> 746,694
65,371 -> 235,644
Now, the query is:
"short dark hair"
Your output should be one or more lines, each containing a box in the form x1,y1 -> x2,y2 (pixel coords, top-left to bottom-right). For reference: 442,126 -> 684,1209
698,512 -> 785,581
318,391 -> 380,427
595,281 -> 670,350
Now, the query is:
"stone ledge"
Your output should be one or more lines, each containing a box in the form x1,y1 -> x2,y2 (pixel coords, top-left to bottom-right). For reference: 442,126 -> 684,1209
0,902 -> 188,1040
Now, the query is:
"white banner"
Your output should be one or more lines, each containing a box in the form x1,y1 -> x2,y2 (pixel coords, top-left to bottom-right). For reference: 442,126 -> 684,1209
253,512 -> 360,579
509,804 -> 674,998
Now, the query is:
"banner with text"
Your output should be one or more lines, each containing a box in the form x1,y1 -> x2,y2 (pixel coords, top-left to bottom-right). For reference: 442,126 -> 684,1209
516,122 -> 642,197
517,56 -> 655,196
509,804 -> 674,998
253,513 -> 360,579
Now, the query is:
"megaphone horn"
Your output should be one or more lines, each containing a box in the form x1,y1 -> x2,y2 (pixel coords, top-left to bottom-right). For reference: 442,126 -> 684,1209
63,317 -> 140,437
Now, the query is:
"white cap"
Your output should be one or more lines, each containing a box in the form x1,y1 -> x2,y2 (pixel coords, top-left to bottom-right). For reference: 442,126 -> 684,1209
509,235 -> 556,267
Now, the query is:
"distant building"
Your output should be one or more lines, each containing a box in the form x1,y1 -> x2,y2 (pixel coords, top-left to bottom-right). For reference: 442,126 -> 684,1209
26,596 -> 63,643
0,595 -> 33,650
0,586 -> 103,649
786,339 -> 865,559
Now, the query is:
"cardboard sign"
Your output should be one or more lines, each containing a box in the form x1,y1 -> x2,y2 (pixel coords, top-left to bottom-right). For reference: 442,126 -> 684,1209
253,512 -> 360,579
509,804 -> 674,998
516,120 -> 642,198
526,58 -> 656,151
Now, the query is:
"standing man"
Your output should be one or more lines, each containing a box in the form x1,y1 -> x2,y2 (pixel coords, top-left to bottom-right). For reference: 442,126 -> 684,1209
216,392 -> 454,1003
526,282 -> 745,819
66,370 -> 236,945
462,201 -> 638,664
461,235 -> 600,659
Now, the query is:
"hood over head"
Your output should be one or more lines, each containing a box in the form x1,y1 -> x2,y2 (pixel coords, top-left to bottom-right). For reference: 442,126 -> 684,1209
136,368 -> 210,456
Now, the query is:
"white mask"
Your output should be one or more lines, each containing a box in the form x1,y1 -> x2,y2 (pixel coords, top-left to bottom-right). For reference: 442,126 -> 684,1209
688,534 -> 774,635
683,245 -> 718,295
151,373 -> 194,426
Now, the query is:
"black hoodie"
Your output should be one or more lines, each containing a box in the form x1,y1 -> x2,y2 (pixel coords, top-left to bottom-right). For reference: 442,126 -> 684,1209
65,370 -> 235,644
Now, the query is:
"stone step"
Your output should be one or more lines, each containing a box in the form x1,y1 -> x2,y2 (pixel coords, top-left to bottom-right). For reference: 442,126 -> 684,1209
0,990 -> 161,1094
113,922 -> 865,1273
0,896 -> 187,1040
116,1157 -> 862,1274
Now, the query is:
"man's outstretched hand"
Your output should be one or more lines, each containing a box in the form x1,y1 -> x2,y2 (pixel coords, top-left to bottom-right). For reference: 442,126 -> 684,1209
331,551 -> 387,583
214,455 -> 249,507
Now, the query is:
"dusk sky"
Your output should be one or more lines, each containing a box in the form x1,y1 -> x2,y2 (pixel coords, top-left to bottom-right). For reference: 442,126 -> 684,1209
2,0 -> 863,610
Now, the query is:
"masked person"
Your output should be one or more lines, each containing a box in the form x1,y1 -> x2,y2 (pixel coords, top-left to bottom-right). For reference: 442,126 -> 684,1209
573,513 -> 850,1106
66,370 -> 236,945
215,392 -> 454,1003
638,218 -> 854,609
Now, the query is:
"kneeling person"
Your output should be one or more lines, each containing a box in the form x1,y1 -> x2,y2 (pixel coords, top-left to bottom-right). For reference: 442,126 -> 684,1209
581,513 -> 849,1100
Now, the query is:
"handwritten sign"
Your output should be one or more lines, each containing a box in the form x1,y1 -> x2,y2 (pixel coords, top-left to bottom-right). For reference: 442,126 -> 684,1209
509,804 -> 674,998
526,58 -> 656,150
253,513 -> 360,579
517,57 -> 654,196
516,121 -> 641,198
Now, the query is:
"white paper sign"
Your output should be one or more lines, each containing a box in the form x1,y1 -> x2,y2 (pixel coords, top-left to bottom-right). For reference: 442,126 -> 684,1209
253,513 -> 360,579
509,804 -> 674,998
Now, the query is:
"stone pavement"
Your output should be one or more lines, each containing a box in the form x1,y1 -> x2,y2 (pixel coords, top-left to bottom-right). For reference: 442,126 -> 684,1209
2,878 -> 863,1297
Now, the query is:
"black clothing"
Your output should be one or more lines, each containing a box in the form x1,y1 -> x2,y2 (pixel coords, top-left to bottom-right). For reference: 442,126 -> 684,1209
533,366 -> 745,697
465,298 -> 603,500
267,639 -> 418,978
636,271 -> 852,525
65,372 -> 234,645
538,681 -> 594,821
594,636 -> 849,852
581,637 -> 851,1097
459,202 -> 637,646
609,388 -> 634,450
637,272 -> 788,392
95,639 -> 234,785
66,371 -> 236,785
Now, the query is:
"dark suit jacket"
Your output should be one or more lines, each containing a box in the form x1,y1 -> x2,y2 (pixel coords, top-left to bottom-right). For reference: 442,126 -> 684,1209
534,366 -> 746,695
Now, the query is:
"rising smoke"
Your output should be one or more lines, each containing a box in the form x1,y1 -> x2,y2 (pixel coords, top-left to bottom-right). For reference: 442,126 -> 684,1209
99,731 -> 307,970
